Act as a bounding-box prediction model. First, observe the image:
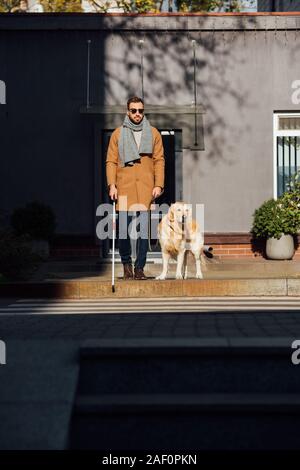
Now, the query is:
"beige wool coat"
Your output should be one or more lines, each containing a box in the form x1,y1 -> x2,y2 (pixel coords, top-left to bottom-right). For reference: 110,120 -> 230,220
106,125 -> 165,211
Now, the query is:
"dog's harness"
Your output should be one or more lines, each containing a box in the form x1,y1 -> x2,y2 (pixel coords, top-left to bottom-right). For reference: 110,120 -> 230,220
166,218 -> 191,242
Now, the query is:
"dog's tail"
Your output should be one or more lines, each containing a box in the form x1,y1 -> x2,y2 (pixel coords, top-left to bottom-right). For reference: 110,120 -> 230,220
200,246 -> 213,271
203,245 -> 214,258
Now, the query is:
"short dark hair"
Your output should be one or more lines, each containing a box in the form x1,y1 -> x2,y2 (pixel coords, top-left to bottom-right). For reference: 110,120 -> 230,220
127,96 -> 144,110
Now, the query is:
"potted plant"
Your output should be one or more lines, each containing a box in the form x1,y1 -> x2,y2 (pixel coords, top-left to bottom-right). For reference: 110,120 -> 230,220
10,201 -> 56,259
251,186 -> 300,260
0,228 -> 41,280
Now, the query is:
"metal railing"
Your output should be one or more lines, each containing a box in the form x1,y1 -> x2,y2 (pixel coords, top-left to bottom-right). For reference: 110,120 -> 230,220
277,136 -> 300,196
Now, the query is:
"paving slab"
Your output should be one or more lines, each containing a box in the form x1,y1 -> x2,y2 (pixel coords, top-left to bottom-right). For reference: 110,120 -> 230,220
0,340 -> 79,450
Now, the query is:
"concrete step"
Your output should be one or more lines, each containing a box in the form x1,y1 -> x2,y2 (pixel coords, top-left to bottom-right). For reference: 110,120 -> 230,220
73,392 -> 300,411
70,393 -> 300,450
76,338 -> 297,395
2,278 -> 300,298
70,338 -> 300,450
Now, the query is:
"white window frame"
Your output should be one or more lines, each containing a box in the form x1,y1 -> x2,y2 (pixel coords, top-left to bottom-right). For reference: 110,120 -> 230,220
273,112 -> 300,199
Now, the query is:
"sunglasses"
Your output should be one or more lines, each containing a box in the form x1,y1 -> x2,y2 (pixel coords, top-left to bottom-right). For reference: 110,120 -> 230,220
129,108 -> 144,115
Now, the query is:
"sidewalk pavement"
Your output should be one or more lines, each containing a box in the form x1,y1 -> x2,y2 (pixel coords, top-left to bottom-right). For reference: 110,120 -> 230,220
0,315 -> 298,449
1,257 -> 300,298
1,257 -> 300,449
29,256 -> 300,282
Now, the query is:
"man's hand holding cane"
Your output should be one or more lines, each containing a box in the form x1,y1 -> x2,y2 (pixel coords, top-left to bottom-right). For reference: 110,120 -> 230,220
109,184 -> 118,201
152,186 -> 163,200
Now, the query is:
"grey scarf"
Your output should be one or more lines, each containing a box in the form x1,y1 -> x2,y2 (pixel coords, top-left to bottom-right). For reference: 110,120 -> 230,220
118,114 -> 153,167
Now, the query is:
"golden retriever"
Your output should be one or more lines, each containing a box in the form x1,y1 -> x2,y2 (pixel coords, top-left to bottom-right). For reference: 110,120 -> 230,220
156,201 -> 204,280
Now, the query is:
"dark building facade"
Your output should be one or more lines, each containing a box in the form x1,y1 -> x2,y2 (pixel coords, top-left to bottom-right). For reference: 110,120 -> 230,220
1,13 -> 300,254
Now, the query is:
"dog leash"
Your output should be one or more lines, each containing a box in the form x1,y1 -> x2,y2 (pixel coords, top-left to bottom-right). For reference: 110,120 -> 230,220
148,198 -> 160,252
111,198 -> 116,293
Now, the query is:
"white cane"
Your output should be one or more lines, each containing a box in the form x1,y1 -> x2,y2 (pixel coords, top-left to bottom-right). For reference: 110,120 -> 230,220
112,199 -> 116,293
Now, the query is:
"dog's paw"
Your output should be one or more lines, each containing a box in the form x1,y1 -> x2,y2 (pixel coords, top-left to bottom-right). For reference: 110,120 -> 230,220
196,272 -> 203,279
176,273 -> 183,280
156,274 -> 166,280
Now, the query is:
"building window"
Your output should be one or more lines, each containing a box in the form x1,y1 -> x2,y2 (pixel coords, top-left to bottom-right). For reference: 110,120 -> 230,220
274,112 -> 300,198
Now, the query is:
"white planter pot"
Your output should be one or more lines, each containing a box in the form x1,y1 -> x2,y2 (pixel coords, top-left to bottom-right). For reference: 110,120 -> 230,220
266,234 -> 295,260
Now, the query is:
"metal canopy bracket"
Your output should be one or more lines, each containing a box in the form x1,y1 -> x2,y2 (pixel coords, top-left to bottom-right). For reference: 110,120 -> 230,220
80,104 -> 205,150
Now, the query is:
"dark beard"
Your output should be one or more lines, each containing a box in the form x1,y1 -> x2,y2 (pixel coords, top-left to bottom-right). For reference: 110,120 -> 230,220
128,115 -> 144,125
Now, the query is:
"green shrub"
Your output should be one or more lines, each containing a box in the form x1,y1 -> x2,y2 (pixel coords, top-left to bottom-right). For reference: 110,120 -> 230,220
11,201 -> 56,241
0,228 -> 41,280
251,192 -> 300,240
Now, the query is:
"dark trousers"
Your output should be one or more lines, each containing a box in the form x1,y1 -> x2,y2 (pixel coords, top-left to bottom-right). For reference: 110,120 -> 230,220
118,211 -> 149,269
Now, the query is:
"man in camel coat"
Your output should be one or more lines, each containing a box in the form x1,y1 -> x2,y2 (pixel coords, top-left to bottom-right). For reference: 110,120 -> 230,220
106,96 -> 165,280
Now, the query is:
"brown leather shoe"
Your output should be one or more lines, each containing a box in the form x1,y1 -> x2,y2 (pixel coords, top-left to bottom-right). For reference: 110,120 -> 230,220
123,263 -> 133,280
134,267 -> 148,280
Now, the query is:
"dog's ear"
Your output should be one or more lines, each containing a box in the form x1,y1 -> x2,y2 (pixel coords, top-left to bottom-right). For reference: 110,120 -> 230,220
168,205 -> 175,223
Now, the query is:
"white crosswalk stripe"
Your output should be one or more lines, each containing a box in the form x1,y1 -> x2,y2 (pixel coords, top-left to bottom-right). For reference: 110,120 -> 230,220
0,297 -> 300,314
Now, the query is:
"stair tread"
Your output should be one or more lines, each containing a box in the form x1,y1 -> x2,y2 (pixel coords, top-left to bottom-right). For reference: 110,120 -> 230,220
80,337 -> 293,356
75,393 -> 300,409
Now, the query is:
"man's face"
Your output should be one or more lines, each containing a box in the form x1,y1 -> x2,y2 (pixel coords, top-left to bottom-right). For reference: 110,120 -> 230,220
127,102 -> 144,124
